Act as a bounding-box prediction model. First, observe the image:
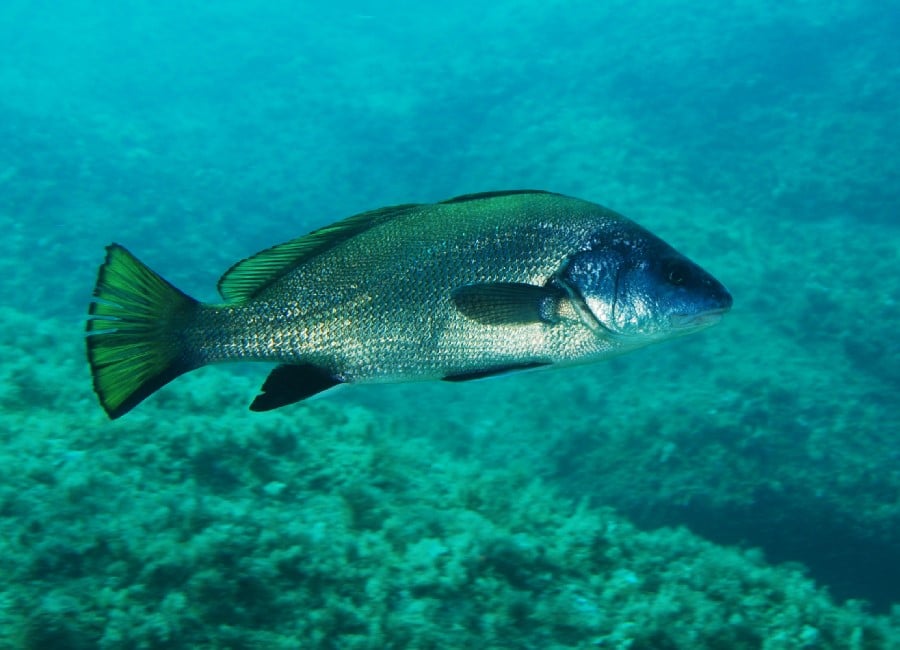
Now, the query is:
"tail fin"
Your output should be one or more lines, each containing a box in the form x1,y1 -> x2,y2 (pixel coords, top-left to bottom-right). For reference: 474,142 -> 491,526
86,244 -> 200,419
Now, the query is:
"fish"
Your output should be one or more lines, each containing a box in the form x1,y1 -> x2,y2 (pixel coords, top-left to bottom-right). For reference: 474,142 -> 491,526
86,190 -> 732,418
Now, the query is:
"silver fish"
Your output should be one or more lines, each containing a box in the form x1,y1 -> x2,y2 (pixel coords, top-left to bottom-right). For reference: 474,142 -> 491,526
87,190 -> 732,418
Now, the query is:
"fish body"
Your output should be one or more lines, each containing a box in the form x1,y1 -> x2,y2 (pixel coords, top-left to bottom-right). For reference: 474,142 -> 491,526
87,190 -> 732,418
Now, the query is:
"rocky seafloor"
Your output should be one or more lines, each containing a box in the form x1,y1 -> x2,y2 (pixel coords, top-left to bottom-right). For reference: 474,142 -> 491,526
0,309 -> 898,649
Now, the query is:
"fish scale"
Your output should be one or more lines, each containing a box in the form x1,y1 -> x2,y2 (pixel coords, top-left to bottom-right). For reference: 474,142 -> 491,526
195,196 -> 598,372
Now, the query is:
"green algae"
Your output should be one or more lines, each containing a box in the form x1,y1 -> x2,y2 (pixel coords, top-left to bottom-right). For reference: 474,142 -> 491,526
0,310 -> 898,648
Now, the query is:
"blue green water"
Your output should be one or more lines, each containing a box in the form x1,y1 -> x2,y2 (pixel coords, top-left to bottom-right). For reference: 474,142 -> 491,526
1,1 -> 898,647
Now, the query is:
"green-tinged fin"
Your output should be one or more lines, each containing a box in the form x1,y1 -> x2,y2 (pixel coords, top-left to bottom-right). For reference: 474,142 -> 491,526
249,363 -> 343,411
439,189 -> 557,204
442,361 -> 551,382
218,203 -> 422,302
87,244 -> 199,419
451,282 -> 563,325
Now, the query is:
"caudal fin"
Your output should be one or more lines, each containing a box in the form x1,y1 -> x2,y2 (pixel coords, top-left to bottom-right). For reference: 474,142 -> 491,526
86,244 -> 200,419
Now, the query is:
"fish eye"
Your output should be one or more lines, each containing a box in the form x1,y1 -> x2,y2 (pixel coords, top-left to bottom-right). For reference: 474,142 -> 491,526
665,261 -> 691,286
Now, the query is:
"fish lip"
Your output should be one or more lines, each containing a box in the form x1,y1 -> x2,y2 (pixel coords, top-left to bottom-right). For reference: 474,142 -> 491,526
671,307 -> 730,329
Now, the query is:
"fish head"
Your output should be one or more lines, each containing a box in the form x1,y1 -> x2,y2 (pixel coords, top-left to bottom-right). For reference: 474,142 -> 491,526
562,228 -> 732,341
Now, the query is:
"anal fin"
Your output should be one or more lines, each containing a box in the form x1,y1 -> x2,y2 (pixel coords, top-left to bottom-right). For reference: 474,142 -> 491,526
250,363 -> 342,411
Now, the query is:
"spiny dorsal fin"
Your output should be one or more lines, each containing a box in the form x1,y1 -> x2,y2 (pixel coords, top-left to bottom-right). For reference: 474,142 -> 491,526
218,203 -> 421,302
439,189 -> 557,205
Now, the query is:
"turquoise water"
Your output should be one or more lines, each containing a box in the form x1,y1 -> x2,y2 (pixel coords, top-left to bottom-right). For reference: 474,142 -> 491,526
1,1 -> 898,647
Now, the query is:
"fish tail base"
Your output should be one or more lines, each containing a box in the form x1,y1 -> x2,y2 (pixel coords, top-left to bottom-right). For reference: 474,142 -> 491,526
86,244 -> 200,419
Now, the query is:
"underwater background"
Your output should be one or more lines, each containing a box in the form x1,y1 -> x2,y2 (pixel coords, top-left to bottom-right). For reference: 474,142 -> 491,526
0,0 -> 898,648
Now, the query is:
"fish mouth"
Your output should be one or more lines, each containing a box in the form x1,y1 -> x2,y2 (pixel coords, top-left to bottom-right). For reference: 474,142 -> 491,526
671,307 -> 730,329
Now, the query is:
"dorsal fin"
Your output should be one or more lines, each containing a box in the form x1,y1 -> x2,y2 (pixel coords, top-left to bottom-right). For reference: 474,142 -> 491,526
218,203 -> 421,302
439,189 -> 557,205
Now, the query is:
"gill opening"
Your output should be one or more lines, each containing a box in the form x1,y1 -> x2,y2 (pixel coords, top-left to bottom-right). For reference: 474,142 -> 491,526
610,267 -> 621,332
553,277 -> 617,337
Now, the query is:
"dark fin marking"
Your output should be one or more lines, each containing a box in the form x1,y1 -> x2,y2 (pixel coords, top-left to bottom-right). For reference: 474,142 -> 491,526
86,244 -> 200,419
439,189 -> 558,204
451,282 -> 562,325
218,203 -> 422,302
249,363 -> 343,411
442,361 -> 551,382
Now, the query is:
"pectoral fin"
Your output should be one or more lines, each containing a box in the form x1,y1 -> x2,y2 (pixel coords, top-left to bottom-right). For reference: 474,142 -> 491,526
451,282 -> 562,325
250,363 -> 342,411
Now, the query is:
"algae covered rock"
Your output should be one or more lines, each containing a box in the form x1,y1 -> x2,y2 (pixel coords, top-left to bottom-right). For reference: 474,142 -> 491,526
0,315 -> 897,649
